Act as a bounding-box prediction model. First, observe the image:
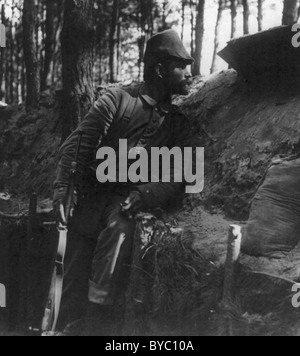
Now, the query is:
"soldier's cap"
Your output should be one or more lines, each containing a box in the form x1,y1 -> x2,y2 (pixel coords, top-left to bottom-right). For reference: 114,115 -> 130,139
144,29 -> 195,69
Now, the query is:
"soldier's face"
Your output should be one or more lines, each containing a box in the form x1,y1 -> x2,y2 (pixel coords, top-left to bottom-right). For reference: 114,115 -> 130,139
165,60 -> 192,96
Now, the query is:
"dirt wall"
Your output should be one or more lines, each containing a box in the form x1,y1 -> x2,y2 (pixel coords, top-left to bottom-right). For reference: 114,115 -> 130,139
179,69 -> 300,220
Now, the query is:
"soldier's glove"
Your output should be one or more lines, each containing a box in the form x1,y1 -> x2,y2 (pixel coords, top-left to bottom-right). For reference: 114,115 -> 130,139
120,190 -> 143,219
53,187 -> 77,226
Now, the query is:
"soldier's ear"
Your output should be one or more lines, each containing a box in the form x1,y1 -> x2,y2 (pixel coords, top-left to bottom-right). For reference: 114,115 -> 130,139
155,63 -> 167,79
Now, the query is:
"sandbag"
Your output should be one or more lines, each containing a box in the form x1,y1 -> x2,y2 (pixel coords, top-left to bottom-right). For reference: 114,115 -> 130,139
242,158 -> 300,258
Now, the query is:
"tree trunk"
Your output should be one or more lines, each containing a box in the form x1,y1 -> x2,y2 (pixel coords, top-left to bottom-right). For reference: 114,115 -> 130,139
211,0 -> 226,73
16,28 -> 22,104
41,0 -> 55,91
109,0 -> 120,83
243,0 -> 250,35
116,17 -> 121,81
192,0 -> 205,76
9,0 -> 17,103
23,0 -> 40,111
96,0 -> 107,86
9,15 -> 14,103
21,59 -> 26,102
257,0 -> 263,31
51,0 -> 64,86
282,0 -> 299,25
230,0 -> 238,39
181,0 -> 186,41
61,0 -> 95,141
162,0 -> 168,30
0,3 -> 5,100
138,0 -> 154,81
190,0 -> 195,59
5,11 -> 9,104
138,1 -> 146,81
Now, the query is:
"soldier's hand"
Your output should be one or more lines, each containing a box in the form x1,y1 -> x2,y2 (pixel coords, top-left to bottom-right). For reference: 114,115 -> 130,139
120,191 -> 143,219
53,186 -> 79,227
53,187 -> 68,226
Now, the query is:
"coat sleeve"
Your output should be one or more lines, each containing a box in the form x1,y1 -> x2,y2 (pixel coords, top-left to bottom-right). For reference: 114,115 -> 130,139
53,88 -> 122,190
134,109 -> 193,210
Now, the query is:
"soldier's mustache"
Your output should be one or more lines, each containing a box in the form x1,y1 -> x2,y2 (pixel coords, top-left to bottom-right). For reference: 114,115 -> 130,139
182,79 -> 192,86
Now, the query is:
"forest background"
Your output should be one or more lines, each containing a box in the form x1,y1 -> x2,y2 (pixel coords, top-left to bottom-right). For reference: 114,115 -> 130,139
0,0 -> 300,137
0,1 -> 300,336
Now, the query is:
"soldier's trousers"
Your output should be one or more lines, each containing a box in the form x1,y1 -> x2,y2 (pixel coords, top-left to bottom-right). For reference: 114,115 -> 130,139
57,186 -> 136,330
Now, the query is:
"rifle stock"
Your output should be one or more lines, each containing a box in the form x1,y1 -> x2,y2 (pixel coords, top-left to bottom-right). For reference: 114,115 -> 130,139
41,130 -> 83,334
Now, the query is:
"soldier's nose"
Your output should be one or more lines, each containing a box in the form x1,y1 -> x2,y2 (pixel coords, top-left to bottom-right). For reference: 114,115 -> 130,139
184,67 -> 192,78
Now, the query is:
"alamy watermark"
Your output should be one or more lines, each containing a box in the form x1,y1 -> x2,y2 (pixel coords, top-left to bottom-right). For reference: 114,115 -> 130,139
0,283 -> 6,308
291,23 -> 300,48
292,283 -> 300,308
96,139 -> 204,194
0,23 -> 6,48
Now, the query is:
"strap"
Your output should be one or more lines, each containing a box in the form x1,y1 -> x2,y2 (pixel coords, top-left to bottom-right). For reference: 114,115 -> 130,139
122,93 -> 136,121
100,90 -> 138,149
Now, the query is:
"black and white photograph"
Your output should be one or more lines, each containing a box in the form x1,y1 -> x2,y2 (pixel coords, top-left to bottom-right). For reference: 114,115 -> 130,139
0,0 -> 300,338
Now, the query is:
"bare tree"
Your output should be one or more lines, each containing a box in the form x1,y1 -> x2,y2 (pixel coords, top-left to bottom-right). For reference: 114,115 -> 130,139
51,0 -> 64,87
138,0 -> 155,80
190,0 -> 195,58
61,0 -> 95,140
41,0 -> 55,91
0,3 -> 6,101
181,0 -> 186,41
243,0 -> 250,35
282,0 -> 299,25
9,1 -> 16,103
230,0 -> 238,39
23,0 -> 40,111
193,0 -> 205,76
257,0 -> 263,31
162,0 -> 168,30
109,0 -> 120,83
211,0 -> 226,73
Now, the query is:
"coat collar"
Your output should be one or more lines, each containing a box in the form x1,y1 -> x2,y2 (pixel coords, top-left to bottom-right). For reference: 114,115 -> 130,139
139,83 -> 172,113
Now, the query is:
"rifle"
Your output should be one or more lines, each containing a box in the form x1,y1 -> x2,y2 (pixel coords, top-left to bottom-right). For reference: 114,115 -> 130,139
41,130 -> 83,335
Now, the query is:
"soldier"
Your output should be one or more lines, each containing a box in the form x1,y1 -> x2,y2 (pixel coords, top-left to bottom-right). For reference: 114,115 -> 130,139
53,29 -> 194,335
